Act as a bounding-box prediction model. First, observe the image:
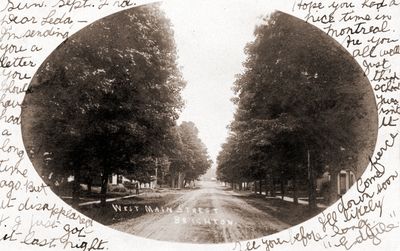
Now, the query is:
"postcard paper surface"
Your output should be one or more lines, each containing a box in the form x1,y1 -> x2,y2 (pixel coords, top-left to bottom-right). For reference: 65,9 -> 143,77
0,0 -> 399,250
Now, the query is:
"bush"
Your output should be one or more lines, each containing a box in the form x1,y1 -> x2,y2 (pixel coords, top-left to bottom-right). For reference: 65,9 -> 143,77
108,184 -> 128,193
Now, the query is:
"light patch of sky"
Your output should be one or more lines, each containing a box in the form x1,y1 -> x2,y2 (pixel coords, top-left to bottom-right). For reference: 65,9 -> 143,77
160,0 -> 282,167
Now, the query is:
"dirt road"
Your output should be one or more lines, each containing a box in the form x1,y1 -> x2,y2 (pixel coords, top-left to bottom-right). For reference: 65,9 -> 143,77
110,181 -> 290,243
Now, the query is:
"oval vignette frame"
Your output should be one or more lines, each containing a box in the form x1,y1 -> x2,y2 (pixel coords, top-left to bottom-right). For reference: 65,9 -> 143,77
20,2 -> 379,245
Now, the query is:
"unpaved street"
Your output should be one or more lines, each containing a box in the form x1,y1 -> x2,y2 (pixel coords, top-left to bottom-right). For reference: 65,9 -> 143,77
110,181 -> 290,243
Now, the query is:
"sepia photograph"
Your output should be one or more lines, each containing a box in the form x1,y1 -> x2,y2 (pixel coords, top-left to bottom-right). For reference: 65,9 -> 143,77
21,0 -> 378,244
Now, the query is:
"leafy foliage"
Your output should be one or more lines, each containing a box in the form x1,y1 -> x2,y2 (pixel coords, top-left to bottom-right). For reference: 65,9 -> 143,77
169,121 -> 212,187
22,4 -> 196,201
217,11 -> 377,204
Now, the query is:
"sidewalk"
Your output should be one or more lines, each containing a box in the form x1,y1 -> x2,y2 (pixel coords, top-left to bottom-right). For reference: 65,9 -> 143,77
60,194 -> 139,207
78,194 -> 138,206
254,192 -> 327,208
278,196 -> 327,208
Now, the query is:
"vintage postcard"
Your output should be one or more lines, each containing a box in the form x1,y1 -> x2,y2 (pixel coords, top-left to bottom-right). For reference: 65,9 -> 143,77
0,0 -> 399,250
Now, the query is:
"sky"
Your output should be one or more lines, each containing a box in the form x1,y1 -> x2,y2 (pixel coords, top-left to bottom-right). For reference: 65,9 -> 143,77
160,0 -> 280,167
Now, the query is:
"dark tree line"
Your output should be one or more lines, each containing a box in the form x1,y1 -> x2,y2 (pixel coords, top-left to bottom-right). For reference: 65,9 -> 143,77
168,121 -> 212,189
22,4 -> 211,206
216,12 -> 377,208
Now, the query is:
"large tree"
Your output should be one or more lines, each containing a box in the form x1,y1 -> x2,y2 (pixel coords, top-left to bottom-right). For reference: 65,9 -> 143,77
22,4 -> 186,205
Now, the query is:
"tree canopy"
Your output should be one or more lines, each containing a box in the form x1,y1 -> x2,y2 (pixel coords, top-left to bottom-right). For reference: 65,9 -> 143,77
22,4 -> 211,203
217,11 -> 377,205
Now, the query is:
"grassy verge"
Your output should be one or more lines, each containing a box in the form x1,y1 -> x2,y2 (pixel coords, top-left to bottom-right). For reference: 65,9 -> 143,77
235,193 -> 324,226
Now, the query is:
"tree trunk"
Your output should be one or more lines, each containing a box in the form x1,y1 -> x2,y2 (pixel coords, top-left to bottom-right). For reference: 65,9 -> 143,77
177,172 -> 184,189
267,171 -> 275,197
171,172 -> 176,188
329,169 -> 339,204
308,178 -> 317,210
100,169 -> 109,207
87,177 -> 92,193
136,182 -> 140,194
72,167 -> 80,206
280,178 -> 285,199
293,176 -> 298,204
258,180 -> 262,194
270,176 -> 276,197
265,177 -> 269,196
307,150 -> 317,210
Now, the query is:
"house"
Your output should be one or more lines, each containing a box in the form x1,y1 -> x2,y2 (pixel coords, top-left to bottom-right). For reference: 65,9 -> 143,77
317,167 -> 357,203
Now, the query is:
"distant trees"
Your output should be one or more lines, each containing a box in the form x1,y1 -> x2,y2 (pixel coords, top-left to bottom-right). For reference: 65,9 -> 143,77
169,122 -> 212,189
22,4 -> 210,205
217,11 -> 377,208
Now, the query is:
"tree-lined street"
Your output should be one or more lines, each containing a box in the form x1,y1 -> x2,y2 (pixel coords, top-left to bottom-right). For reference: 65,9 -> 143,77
22,4 -> 212,206
21,3 -> 377,244
216,11 -> 377,207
